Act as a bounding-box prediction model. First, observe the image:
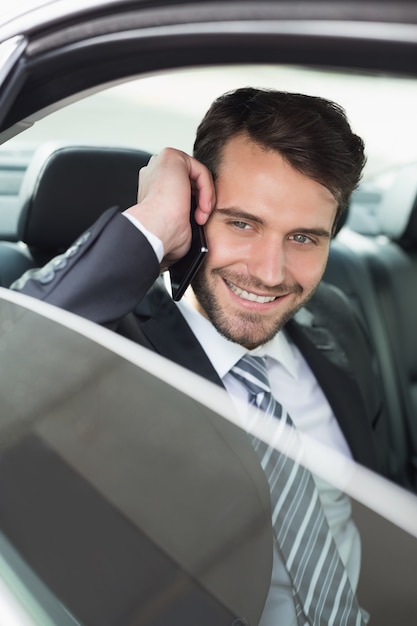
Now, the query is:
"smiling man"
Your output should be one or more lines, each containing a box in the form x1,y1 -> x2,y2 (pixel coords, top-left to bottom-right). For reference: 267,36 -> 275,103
188,133 -> 336,349
14,88 -> 386,625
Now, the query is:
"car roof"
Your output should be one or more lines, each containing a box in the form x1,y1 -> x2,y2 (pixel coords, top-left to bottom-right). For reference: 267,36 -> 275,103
2,0 -> 417,39
0,0 -> 115,29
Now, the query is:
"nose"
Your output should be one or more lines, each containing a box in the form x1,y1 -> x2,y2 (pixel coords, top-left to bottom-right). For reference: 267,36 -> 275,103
247,236 -> 285,287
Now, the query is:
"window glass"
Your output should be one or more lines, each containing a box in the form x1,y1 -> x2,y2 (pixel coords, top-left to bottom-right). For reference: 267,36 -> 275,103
4,65 -> 417,180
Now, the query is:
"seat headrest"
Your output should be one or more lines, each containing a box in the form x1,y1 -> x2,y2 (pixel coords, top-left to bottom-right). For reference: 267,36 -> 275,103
377,162 -> 417,248
17,143 -> 152,250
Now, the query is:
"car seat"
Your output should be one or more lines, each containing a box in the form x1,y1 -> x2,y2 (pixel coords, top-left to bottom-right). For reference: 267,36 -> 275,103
0,143 -> 152,287
325,163 -> 417,490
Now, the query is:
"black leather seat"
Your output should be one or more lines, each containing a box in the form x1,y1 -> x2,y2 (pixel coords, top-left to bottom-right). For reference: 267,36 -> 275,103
325,163 -> 417,489
0,143 -> 152,287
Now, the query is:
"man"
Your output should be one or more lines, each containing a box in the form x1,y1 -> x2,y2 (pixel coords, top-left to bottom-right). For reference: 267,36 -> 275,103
13,88 -> 385,624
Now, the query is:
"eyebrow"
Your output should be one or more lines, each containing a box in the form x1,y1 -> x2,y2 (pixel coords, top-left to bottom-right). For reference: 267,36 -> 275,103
214,207 -> 332,239
214,206 -> 264,224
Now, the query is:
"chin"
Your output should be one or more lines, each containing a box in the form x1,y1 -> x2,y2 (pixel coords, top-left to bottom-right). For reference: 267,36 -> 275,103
216,313 -> 287,349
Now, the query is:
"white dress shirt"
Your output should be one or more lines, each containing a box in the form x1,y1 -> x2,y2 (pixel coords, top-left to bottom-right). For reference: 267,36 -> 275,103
177,298 -> 361,626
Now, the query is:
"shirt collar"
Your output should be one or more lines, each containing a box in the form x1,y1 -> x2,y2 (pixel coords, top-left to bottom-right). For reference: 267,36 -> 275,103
176,299 -> 299,380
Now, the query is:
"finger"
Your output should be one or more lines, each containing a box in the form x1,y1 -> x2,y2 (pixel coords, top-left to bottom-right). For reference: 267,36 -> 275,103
187,156 -> 216,224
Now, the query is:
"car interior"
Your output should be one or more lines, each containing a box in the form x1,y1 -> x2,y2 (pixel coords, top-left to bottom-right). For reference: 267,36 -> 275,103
325,169 -> 417,490
0,143 -> 152,286
0,130 -> 416,492
1,127 -> 417,625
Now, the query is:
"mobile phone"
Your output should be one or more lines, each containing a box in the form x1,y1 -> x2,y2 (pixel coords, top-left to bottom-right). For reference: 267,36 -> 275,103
169,202 -> 208,301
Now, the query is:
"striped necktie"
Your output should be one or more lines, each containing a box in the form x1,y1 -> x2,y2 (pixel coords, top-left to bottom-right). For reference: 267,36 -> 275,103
230,354 -> 365,626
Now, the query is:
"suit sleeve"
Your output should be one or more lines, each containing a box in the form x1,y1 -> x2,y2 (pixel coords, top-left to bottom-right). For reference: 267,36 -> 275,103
11,208 -> 160,327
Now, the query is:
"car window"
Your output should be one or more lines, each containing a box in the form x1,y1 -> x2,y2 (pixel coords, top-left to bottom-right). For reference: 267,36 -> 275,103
1,63 -> 416,242
3,64 -> 417,178
0,531 -> 80,625
1,289 -> 417,626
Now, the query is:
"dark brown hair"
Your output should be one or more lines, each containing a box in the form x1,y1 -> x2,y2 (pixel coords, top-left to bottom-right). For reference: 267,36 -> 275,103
193,87 -> 366,229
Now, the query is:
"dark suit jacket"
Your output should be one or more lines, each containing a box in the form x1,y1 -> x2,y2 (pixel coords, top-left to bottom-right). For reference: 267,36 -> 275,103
13,207 -> 390,623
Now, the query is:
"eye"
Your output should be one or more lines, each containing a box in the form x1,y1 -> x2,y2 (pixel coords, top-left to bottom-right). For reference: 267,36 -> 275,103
290,234 -> 312,244
232,220 -> 251,230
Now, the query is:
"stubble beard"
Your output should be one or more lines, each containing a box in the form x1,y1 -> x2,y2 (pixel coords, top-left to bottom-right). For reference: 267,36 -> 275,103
191,267 -> 310,350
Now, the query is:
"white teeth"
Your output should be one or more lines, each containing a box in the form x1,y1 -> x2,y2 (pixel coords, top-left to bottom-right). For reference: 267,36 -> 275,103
227,281 -> 277,303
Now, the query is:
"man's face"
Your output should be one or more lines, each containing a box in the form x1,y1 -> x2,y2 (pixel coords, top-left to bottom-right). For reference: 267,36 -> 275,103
189,134 -> 338,349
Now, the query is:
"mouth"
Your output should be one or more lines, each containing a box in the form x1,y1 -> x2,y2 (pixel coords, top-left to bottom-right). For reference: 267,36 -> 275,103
225,280 -> 279,303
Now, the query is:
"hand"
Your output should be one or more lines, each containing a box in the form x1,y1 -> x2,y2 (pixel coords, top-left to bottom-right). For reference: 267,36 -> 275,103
123,148 -> 215,267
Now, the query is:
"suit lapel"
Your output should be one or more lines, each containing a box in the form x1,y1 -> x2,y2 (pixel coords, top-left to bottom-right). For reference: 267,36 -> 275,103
287,307 -> 379,470
131,278 -> 223,388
